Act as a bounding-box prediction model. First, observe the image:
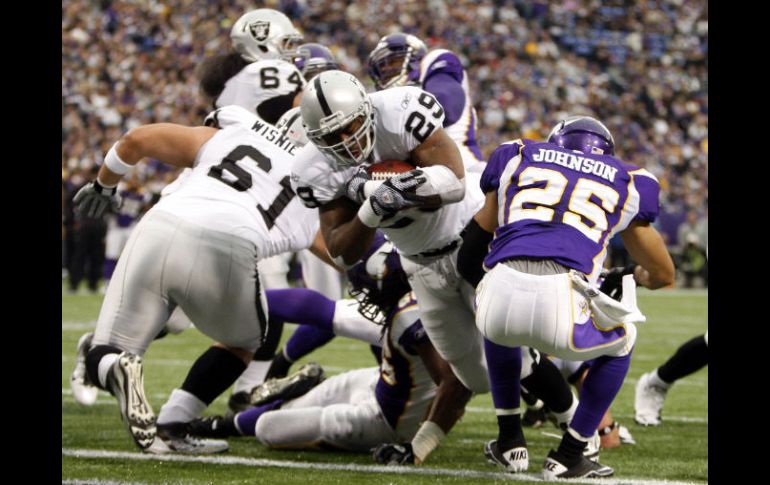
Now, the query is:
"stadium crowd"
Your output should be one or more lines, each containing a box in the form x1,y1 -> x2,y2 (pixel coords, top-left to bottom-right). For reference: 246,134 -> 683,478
62,0 -> 707,288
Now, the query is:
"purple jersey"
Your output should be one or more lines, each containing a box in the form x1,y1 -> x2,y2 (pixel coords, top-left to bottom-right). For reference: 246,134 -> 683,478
419,49 -> 484,163
374,293 -> 434,430
480,139 -> 660,281
117,190 -> 146,227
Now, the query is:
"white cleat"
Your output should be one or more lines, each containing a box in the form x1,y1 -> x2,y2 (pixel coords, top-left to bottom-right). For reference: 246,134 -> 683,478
107,352 -> 156,450
70,332 -> 99,406
634,371 -> 668,426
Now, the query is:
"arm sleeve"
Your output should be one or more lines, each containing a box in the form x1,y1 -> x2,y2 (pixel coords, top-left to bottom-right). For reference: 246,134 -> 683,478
631,171 -> 661,223
423,72 -> 466,127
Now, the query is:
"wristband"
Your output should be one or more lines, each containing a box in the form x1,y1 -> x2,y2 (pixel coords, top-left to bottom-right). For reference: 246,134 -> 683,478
598,421 -> 619,437
357,199 -> 383,228
104,142 -> 134,175
410,420 -> 445,463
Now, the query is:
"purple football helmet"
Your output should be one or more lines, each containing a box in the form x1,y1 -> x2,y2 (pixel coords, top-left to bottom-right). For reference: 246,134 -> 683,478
367,33 -> 427,90
294,43 -> 340,81
547,116 -> 615,156
346,231 -> 411,324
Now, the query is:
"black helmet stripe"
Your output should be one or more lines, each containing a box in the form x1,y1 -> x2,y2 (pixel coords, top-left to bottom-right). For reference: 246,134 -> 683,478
314,76 -> 332,116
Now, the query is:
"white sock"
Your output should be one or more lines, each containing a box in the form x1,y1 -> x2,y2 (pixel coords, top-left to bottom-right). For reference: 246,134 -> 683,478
649,369 -> 671,389
157,388 -> 207,425
232,360 -> 272,394
97,353 -> 119,388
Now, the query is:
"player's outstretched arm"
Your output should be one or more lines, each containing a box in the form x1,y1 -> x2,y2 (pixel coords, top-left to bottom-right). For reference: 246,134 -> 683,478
319,197 -> 377,268
620,221 -> 676,289
411,339 -> 472,464
457,191 -> 499,287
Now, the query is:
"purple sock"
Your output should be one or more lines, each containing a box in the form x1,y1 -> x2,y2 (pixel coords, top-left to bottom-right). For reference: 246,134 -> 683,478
484,338 -> 522,410
266,288 -> 335,331
103,258 -> 117,280
285,325 -> 335,361
570,353 -> 631,437
235,399 -> 284,436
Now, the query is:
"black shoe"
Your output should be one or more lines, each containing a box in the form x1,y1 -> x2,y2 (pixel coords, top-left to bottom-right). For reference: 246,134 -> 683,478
187,415 -> 239,438
542,449 -> 613,479
249,362 -> 325,406
227,391 -> 252,415
484,439 -> 528,472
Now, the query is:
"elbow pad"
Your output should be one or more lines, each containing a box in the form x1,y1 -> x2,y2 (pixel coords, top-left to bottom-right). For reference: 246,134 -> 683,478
417,165 -> 465,204
457,218 -> 494,287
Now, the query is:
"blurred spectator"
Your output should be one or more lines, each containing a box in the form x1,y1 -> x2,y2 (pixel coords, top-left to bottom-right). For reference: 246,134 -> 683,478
62,0 -> 707,258
65,166 -> 107,294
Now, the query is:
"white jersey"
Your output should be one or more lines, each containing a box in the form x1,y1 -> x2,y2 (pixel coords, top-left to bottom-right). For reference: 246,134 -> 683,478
154,124 -> 318,258
216,59 -> 306,123
290,86 -> 484,256
418,49 -> 484,168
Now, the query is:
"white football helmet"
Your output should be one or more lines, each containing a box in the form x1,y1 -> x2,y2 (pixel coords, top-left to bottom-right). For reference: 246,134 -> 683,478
275,107 -> 309,147
300,70 -> 375,167
230,8 -> 303,63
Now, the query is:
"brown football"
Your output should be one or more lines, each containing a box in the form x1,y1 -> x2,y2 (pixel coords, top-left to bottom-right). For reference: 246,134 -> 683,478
366,159 -> 417,181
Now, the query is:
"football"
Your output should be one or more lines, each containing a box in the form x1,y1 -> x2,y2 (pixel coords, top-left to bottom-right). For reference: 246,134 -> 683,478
366,159 -> 417,181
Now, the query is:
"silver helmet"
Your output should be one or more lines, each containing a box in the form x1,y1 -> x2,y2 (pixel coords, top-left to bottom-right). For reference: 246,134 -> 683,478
230,9 -> 303,63
275,107 -> 309,147
300,70 -> 375,167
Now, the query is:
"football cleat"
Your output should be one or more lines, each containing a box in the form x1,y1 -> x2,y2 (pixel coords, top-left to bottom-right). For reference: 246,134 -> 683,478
227,391 -> 252,415
634,371 -> 668,426
187,415 -> 239,439
542,449 -> 614,479
70,332 -> 99,406
484,440 -> 529,472
249,362 -> 325,406
145,422 -> 229,454
106,352 -> 156,450
584,431 -> 601,462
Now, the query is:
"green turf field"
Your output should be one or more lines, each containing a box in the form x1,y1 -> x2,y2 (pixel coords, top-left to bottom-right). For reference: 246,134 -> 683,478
62,287 -> 707,484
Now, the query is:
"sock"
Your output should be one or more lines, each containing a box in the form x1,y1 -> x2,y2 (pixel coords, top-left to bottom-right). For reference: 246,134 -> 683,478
265,349 -> 294,380
569,353 -> 630,437
556,428 -> 588,465
181,346 -> 247,405
284,325 -> 335,362
266,288 -> 335,329
483,338 -> 524,445
232,360 -> 273,394
657,334 -> 709,384
234,399 -> 284,436
85,344 -> 122,390
157,388 -> 207,425
520,354 -> 574,414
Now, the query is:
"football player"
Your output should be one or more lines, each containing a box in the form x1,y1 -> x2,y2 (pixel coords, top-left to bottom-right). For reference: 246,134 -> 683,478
198,8 -> 305,125
187,233 -> 468,464
457,116 -> 675,479
635,332 -> 708,426
71,115 -> 326,454
294,42 -> 340,82
367,33 -> 485,172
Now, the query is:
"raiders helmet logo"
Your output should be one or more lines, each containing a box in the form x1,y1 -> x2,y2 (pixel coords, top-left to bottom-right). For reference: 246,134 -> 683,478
248,20 -> 270,42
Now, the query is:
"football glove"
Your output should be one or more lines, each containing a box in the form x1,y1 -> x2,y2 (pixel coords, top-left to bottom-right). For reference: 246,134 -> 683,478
372,442 -> 415,465
73,180 -> 122,218
369,170 -> 428,216
345,166 -> 371,204
599,264 -> 637,301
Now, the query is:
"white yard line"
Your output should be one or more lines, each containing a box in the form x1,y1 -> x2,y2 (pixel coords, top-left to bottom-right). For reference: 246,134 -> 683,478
62,448 -> 706,485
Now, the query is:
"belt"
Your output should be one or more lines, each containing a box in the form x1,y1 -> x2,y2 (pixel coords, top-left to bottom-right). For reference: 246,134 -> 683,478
415,239 -> 459,258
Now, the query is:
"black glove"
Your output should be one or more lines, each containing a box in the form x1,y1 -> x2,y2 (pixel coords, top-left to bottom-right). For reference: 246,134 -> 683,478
73,180 -> 122,218
372,442 -> 415,465
599,264 -> 637,301
369,170 -> 427,216
345,166 -> 371,204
